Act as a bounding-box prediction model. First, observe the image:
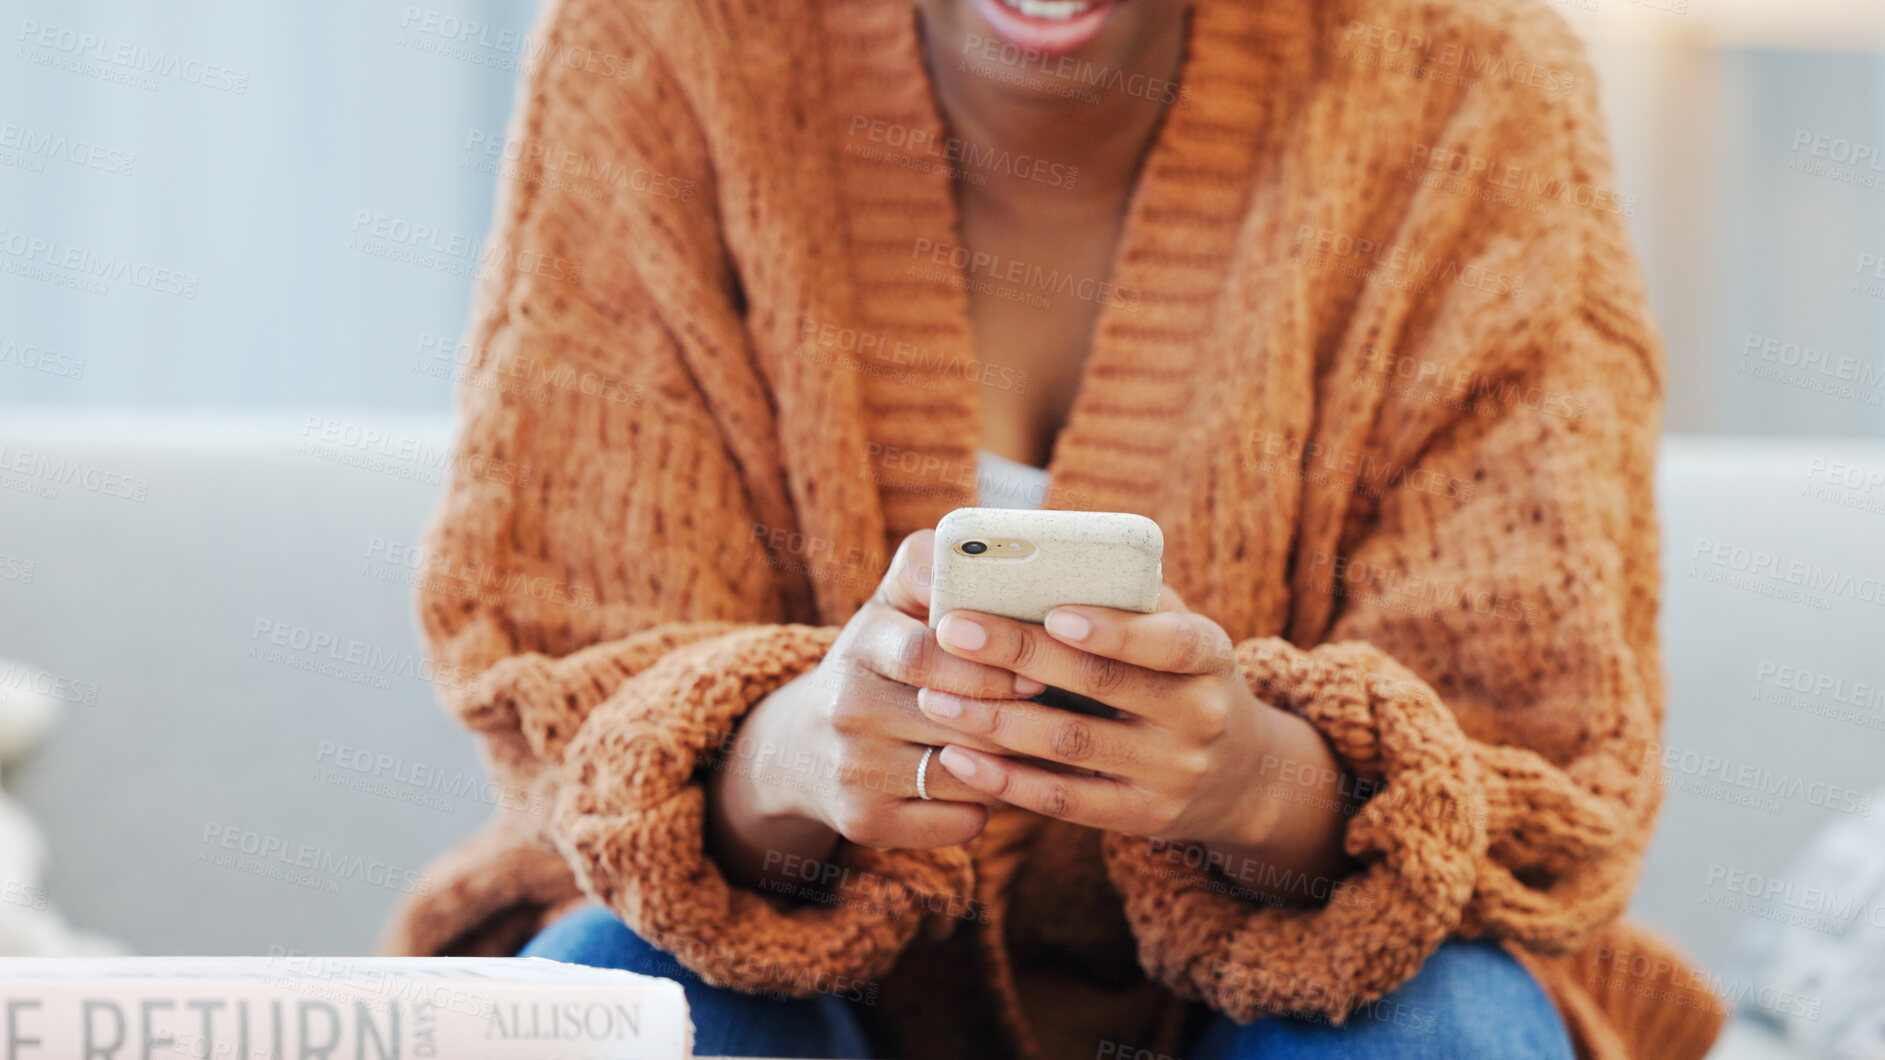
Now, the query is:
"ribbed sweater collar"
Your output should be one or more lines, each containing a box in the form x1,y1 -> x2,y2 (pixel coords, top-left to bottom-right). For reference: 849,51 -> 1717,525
789,0 -> 1315,624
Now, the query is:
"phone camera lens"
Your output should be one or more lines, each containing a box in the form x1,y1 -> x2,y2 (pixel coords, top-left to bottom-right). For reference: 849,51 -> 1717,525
962,541 -> 988,555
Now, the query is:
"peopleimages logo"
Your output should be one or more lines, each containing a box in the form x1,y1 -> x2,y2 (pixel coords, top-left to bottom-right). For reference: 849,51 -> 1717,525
0,121 -> 136,176
1742,333 -> 1885,387
0,443 -> 150,502
1244,429 -> 1478,502
0,228 -> 200,298
249,618 -> 477,693
398,6 -> 642,82
462,129 -> 695,203
1306,550 -> 1535,625
0,337 -> 85,380
1792,129 -> 1885,172
1357,345 -> 1590,422
198,823 -> 430,895
413,331 -> 644,408
1293,225 -> 1526,299
1340,20 -> 1579,95
0,661 -> 99,707
958,33 -> 1190,108
1754,659 -> 1885,710
1747,657 -> 1885,733
844,115 -> 1080,190
299,415 -> 532,488
14,19 -> 251,94
348,210 -> 581,285
1406,143 -> 1638,219
0,553 -> 35,584
799,317 -> 1029,395
1786,129 -> 1885,190
910,238 -> 1142,311
1689,537 -> 1885,608
361,535 -> 598,614
1649,742 -> 1873,816
1704,863 -> 1885,931
1588,945 -> 1818,1022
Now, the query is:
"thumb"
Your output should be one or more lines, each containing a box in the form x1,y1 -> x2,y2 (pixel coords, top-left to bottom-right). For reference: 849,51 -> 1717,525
1157,584 -> 1190,613
872,529 -> 936,620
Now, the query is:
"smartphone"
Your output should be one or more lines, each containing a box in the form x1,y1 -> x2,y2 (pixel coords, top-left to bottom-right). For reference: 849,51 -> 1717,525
929,507 -> 1163,717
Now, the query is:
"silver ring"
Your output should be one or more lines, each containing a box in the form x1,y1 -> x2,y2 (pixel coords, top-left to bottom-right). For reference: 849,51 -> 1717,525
915,746 -> 936,801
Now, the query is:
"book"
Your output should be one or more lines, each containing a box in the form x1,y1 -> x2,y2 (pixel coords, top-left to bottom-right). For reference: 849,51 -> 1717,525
0,956 -> 693,1059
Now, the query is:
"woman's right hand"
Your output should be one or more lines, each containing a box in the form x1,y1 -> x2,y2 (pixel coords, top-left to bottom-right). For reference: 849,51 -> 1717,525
706,530 -> 1043,887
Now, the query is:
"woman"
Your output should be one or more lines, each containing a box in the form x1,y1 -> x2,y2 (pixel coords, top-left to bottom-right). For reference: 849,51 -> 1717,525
381,0 -> 1730,1057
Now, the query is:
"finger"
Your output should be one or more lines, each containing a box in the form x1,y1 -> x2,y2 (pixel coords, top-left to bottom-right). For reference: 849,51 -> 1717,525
934,745 -> 1152,833
1041,606 -> 1236,677
842,674 -> 1027,761
849,608 -> 1045,699
1157,584 -> 1190,613
815,657 -> 1038,761
829,738 -> 1001,805
933,610 -> 1178,712
916,688 -> 1164,777
763,739 -> 999,840
870,530 -> 936,621
906,742 -> 1000,805
846,799 -> 990,851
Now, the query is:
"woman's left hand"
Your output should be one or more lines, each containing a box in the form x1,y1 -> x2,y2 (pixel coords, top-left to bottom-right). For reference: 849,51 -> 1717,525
918,592 -> 1285,849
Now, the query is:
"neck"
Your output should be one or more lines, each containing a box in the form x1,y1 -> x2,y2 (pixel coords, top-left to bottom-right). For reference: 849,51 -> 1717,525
916,10 -> 1189,208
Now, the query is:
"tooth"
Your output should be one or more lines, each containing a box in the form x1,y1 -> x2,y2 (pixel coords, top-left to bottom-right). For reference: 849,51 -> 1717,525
1010,0 -> 1091,20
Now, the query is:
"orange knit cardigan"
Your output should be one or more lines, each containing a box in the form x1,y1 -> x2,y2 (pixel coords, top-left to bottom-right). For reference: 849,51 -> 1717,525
380,0 -> 1730,1057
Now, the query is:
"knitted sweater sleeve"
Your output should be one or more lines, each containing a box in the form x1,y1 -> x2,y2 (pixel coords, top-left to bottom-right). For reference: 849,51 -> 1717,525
1102,12 -> 1666,1021
416,0 -> 971,991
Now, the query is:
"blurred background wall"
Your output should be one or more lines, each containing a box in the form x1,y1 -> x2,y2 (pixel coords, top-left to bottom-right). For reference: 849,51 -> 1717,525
3,0 -> 1884,432
1,0 -> 518,408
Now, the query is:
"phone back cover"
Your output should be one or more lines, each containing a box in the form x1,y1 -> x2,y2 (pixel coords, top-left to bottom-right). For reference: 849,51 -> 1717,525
929,508 -> 1163,626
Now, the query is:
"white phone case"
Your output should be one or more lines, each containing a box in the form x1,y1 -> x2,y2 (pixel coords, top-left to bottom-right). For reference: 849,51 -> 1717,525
928,507 -> 1164,628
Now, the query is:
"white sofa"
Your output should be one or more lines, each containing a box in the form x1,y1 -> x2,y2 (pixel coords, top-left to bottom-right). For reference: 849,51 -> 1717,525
2,412 -> 1879,1058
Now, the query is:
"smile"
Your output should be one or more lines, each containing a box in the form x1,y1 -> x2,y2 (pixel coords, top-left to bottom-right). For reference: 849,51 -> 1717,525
1001,0 -> 1100,20
971,0 -> 1120,56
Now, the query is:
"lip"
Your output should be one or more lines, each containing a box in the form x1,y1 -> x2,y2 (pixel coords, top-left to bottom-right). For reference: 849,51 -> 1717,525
967,0 -> 1120,57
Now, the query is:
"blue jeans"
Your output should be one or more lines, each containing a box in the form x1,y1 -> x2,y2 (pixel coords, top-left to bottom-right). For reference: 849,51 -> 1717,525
520,905 -> 1575,1059
519,905 -> 875,1059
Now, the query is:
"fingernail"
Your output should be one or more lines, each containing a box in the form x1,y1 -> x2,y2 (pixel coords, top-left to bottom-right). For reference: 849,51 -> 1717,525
1014,675 -> 1046,696
938,615 -> 986,651
1045,609 -> 1090,641
939,746 -> 977,778
922,689 -> 963,719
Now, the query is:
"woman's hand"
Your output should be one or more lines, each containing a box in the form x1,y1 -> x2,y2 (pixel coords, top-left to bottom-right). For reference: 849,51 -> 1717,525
919,594 -> 1359,901
705,530 -> 1041,889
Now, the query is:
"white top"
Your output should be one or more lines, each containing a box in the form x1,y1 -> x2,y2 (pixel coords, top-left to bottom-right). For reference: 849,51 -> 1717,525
976,448 -> 1051,510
